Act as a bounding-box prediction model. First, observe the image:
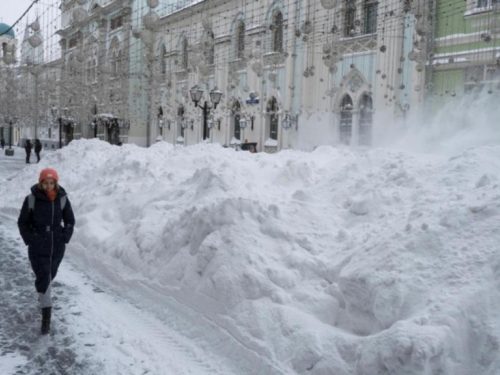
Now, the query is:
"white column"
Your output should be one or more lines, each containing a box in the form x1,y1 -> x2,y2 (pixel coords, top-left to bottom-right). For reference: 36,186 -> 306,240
331,111 -> 339,144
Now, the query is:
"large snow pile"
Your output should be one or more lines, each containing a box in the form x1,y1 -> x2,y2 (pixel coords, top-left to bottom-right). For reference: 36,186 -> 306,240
1,139 -> 500,374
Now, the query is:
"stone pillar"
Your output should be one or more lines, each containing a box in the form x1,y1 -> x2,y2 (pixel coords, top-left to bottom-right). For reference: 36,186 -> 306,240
331,110 -> 339,144
122,7 -> 132,142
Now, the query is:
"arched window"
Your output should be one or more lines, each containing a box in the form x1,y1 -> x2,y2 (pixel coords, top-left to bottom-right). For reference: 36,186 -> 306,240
344,0 -> 356,37
208,31 -> 215,65
236,22 -> 245,59
272,11 -> 283,52
160,45 -> 167,75
364,0 -> 378,34
2,43 -> 7,58
108,38 -> 121,79
267,97 -> 279,140
182,38 -> 188,70
92,58 -> 97,82
115,50 -> 122,77
359,94 -> 373,146
232,101 -> 242,141
340,95 -> 353,145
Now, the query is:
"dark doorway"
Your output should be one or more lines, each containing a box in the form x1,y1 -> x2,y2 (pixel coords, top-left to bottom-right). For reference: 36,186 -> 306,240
340,95 -> 353,145
267,97 -> 278,140
65,124 -> 75,144
232,101 -> 241,140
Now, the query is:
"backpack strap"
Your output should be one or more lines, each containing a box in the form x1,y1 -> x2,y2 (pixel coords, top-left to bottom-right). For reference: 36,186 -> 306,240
60,195 -> 67,211
28,194 -> 35,212
28,193 -> 66,211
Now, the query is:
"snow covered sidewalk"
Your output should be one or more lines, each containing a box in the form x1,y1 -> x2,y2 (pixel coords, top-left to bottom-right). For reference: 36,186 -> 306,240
0,213 -> 247,375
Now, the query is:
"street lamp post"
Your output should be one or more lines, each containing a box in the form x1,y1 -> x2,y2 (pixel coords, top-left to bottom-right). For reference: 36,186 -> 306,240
91,104 -> 98,138
51,106 -> 67,149
189,85 -> 223,141
4,116 -> 17,156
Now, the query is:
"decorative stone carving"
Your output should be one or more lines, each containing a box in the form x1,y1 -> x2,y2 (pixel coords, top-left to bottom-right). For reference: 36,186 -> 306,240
338,36 -> 377,55
346,73 -> 363,93
264,52 -> 286,66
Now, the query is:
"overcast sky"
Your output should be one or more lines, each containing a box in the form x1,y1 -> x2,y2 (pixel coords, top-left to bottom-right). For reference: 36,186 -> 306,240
2,0 -> 51,37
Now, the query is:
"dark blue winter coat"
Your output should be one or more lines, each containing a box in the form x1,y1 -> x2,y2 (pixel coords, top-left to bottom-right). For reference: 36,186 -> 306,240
18,185 -> 76,294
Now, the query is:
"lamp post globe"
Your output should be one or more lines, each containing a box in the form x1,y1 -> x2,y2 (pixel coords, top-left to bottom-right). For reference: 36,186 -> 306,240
239,116 -> 248,129
282,114 -> 291,130
190,85 -> 203,105
209,86 -> 223,108
207,117 -> 214,129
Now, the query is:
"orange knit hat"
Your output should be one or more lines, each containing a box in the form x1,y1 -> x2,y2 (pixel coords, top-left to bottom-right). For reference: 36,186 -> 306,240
39,168 -> 59,182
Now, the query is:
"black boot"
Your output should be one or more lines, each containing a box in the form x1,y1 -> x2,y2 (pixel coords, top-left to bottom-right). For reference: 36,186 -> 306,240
41,307 -> 51,334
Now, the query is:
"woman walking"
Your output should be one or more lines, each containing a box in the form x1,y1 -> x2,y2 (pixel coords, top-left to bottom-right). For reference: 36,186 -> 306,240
18,168 -> 76,334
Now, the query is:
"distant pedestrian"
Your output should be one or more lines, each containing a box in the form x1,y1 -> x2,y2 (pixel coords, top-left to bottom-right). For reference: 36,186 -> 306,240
17,168 -> 76,335
34,139 -> 42,163
25,140 -> 32,164
1,138 -> 5,149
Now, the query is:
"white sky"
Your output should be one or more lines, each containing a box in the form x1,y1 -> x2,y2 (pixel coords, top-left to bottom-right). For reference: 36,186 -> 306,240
1,0 -> 50,38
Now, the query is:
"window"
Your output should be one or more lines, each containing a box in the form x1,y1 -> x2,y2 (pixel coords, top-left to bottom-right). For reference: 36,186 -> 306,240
364,0 -> 378,34
477,0 -> 488,7
182,38 -> 188,70
464,64 -> 499,95
68,36 -> 78,49
113,50 -> 122,77
160,45 -> 167,75
93,59 -> 97,82
109,38 -> 121,79
465,65 -> 484,83
344,0 -> 356,37
340,95 -> 353,145
208,31 -> 215,65
272,11 -> 283,52
110,16 -> 123,31
236,22 -> 245,59
359,94 -> 373,146
2,43 -> 6,58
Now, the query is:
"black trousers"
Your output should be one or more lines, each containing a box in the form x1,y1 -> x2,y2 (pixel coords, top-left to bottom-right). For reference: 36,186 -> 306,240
36,152 -> 40,163
26,152 -> 31,163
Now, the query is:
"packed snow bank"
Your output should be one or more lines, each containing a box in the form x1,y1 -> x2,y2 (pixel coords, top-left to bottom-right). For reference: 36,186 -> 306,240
1,139 -> 500,374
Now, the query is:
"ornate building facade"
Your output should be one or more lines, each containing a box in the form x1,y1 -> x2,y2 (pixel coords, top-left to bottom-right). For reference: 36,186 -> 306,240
57,0 -> 133,145
148,0 -> 427,152
48,0 -> 452,151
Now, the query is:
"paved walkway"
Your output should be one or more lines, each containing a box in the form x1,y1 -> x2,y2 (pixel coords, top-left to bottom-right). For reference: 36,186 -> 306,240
0,147 -> 27,178
0,214 -> 101,375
